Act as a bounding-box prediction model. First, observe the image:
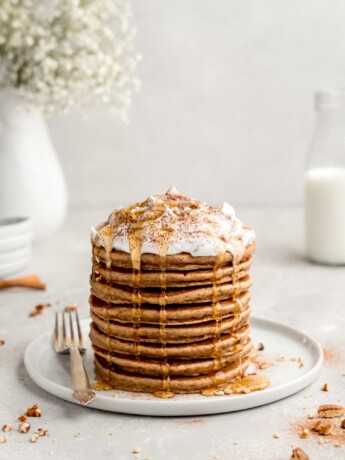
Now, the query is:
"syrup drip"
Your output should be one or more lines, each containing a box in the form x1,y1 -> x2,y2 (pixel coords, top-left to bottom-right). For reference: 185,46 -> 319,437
211,254 -> 225,372
230,239 -> 246,378
157,238 -> 174,398
126,223 -> 145,360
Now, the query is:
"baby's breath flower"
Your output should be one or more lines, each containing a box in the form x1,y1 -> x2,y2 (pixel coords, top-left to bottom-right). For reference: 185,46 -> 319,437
0,0 -> 140,120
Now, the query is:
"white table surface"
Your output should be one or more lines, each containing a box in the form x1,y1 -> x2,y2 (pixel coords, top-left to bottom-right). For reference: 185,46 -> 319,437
1,207 -> 345,460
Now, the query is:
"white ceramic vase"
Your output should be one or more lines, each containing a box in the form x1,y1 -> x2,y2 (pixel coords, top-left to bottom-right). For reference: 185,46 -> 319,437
0,91 -> 67,242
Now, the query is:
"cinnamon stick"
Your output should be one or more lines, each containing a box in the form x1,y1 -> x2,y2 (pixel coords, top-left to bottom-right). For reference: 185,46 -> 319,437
0,275 -> 46,290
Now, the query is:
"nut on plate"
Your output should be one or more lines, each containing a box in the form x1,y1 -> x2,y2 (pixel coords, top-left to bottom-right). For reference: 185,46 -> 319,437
321,383 -> 329,391
2,424 -> 11,432
290,447 -> 309,460
317,404 -> 345,418
0,435 -> 6,444
35,428 -> 48,437
257,342 -> 264,351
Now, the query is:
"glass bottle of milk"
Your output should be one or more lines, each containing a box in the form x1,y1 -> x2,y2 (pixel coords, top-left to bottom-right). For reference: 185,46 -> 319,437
305,90 -> 345,264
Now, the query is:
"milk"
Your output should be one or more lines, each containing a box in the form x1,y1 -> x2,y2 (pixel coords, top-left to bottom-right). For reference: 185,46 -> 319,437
305,167 -> 345,264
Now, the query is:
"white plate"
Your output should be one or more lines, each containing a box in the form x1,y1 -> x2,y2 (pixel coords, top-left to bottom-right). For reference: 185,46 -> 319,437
24,317 -> 323,417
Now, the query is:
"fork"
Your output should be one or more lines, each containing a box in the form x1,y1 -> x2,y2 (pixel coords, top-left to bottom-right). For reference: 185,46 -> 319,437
55,311 -> 95,406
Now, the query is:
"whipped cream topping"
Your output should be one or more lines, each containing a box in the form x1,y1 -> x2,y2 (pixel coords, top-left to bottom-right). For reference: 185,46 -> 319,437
91,188 -> 255,259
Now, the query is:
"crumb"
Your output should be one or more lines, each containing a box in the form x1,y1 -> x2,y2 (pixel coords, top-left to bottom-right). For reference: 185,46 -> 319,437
321,383 -> 330,392
29,303 -> 51,317
273,432 -> 281,438
257,342 -> 264,351
214,390 -> 224,396
132,447 -> 141,454
2,424 -> 11,432
18,415 -> 27,422
26,403 -> 42,417
276,355 -> 285,362
0,339 -> 4,346
0,435 -> 5,444
300,428 -> 310,439
298,358 -> 305,368
64,304 -> 78,312
335,441 -> 341,447
308,414 -> 315,419
259,362 -> 268,369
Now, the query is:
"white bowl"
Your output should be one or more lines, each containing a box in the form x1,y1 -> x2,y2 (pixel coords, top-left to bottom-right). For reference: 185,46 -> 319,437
0,246 -> 31,265
0,232 -> 33,252
0,217 -> 32,239
0,252 -> 31,277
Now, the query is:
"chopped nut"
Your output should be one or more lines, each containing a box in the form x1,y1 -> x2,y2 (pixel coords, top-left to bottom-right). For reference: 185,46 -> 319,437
318,404 -> 345,418
64,304 -> 78,312
18,415 -> 27,422
29,303 -> 50,317
18,422 -> 30,433
35,428 -> 48,437
30,433 -> 39,443
214,390 -> 224,396
2,424 -> 11,432
224,388 -> 233,395
257,342 -> 264,351
273,432 -> 281,438
298,358 -> 305,368
132,447 -> 141,454
312,420 -> 333,435
26,403 -> 42,417
321,383 -> 330,391
299,428 -> 309,439
0,435 -> 6,444
307,413 -> 315,419
258,362 -> 268,369
341,419 -> 345,429
0,339 -> 4,346
334,441 -> 341,448
290,447 -> 309,460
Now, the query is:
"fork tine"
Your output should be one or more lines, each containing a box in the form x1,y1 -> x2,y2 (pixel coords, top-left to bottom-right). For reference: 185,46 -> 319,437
75,311 -> 85,352
54,312 -> 61,352
62,312 -> 68,349
69,312 -> 76,346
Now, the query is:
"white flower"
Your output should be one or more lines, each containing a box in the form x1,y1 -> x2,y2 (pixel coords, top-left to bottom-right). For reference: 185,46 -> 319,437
0,0 -> 140,120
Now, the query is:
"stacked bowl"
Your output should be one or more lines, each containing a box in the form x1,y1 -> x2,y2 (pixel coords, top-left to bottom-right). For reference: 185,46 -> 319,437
0,217 -> 33,277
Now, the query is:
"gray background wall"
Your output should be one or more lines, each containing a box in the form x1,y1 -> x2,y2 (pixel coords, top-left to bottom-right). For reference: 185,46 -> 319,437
48,0 -> 345,209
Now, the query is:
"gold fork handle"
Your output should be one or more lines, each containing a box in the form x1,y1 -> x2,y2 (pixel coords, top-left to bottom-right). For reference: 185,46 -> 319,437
70,345 -> 96,406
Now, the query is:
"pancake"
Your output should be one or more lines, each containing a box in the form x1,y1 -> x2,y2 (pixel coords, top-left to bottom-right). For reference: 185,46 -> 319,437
90,273 -> 253,305
90,306 -> 251,343
92,256 -> 253,288
89,290 -> 251,324
93,338 -> 253,376
92,241 -> 256,271
90,321 -> 251,359
94,354 -> 251,393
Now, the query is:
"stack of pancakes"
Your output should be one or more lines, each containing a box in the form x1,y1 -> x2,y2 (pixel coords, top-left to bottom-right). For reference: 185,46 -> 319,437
89,189 -> 256,396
